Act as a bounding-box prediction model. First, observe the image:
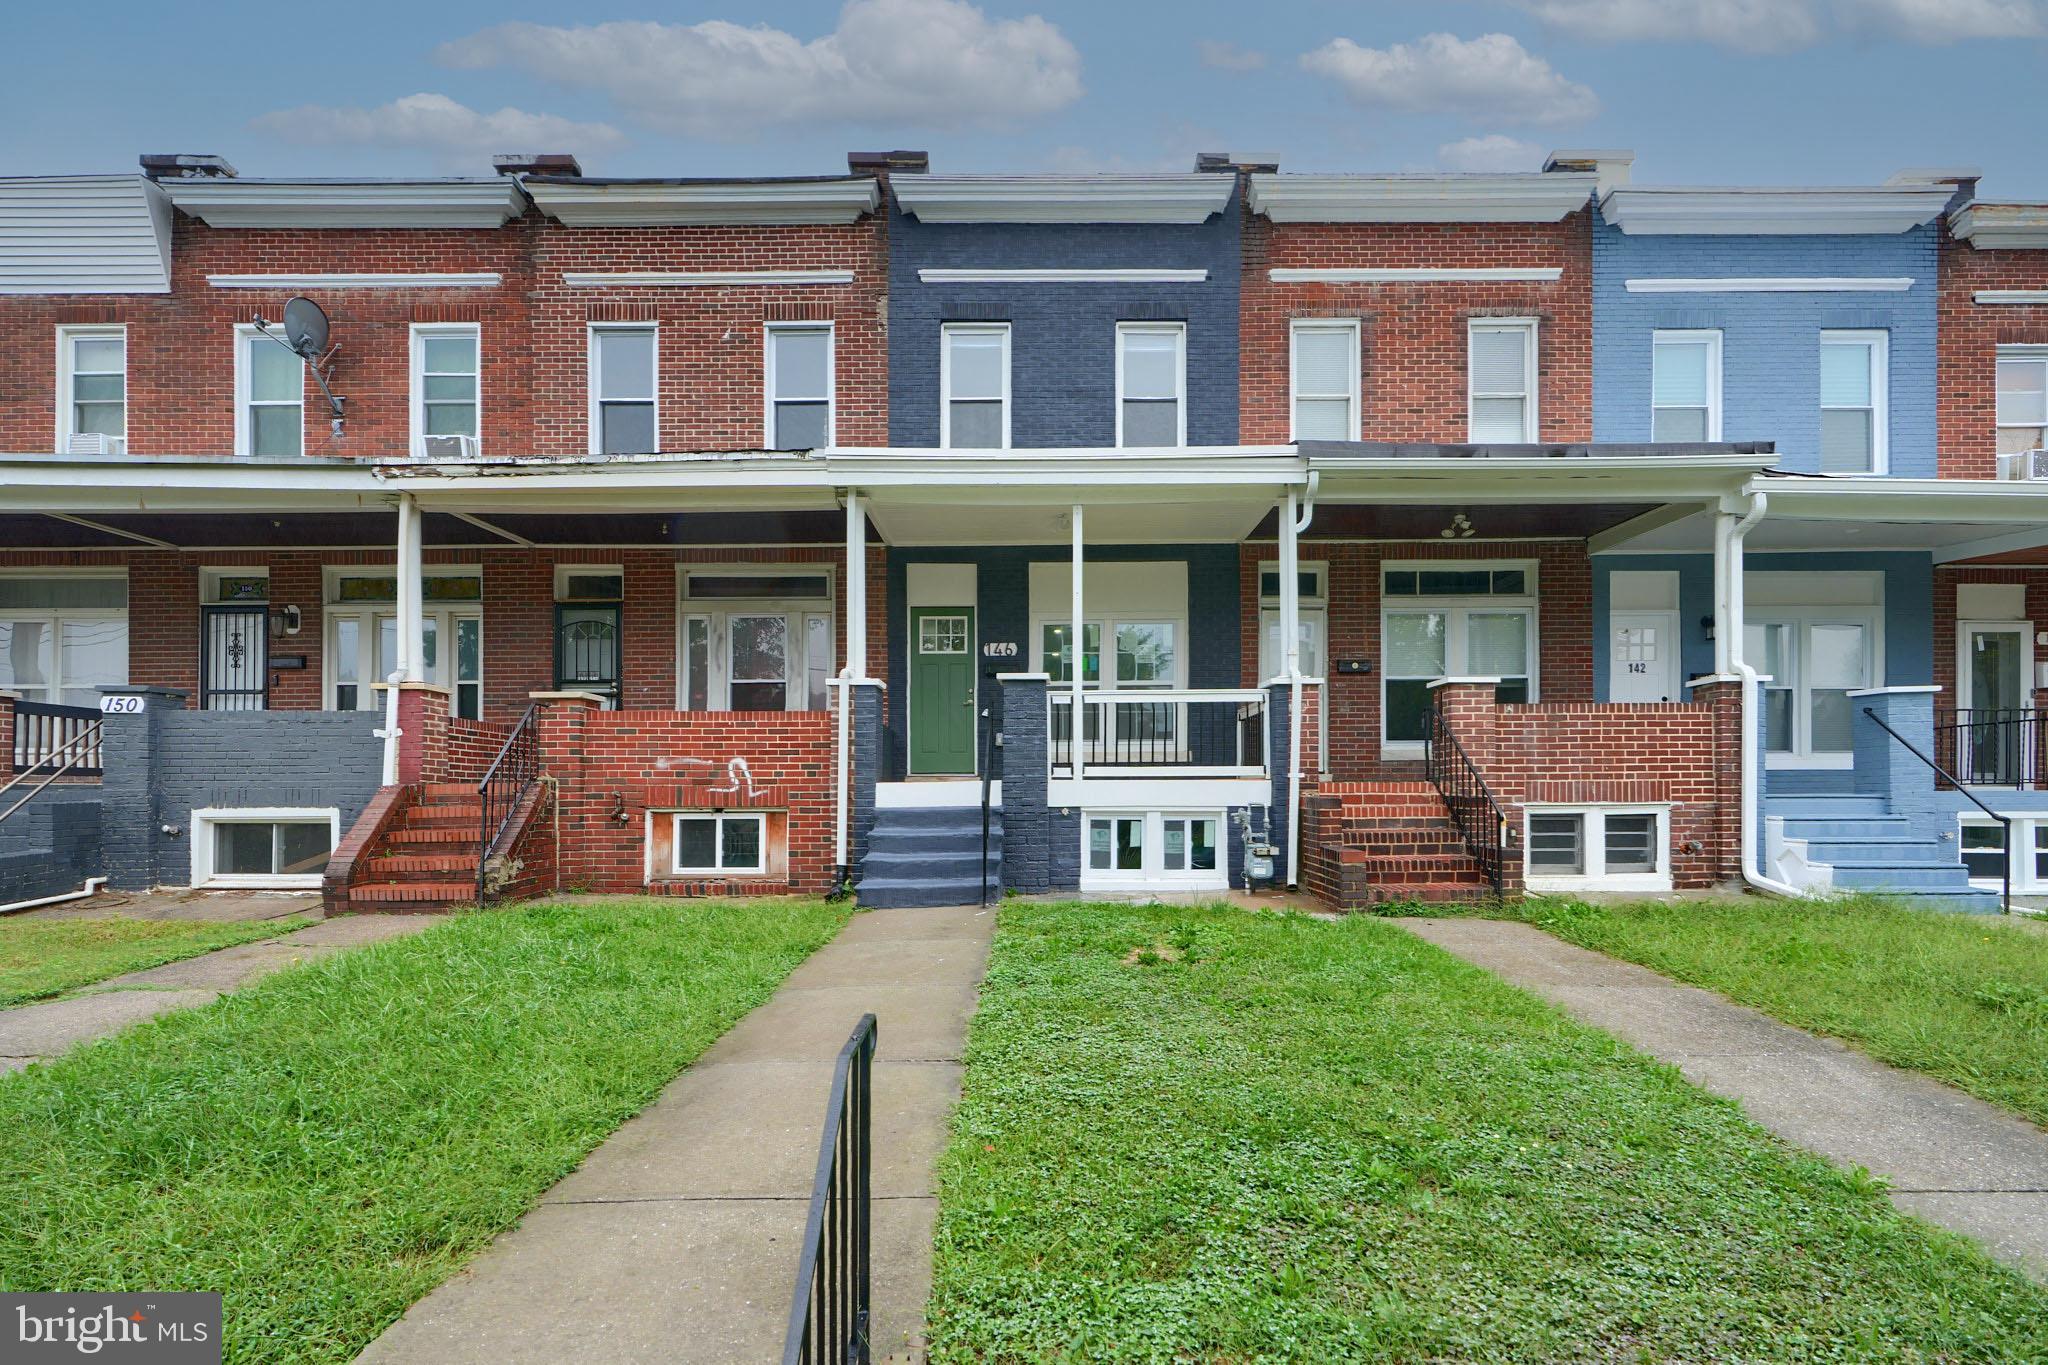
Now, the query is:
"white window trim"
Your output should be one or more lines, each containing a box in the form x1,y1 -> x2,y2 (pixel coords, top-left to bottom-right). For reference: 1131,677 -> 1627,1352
1114,321 -> 1188,448
1819,328 -> 1889,475
1379,559 -> 1540,756
1467,317 -> 1539,443
763,321 -> 836,450
1523,805 -> 1671,893
1651,328 -> 1722,442
1289,318 -> 1361,442
670,811 -> 769,877
555,563 -> 624,602
190,806 -> 339,889
0,568 -> 129,706
234,324 -> 304,460
587,323 -> 658,456
54,324 -> 127,455
1078,809 -> 1227,891
676,565 -> 837,712
1029,614 -> 1190,690
200,566 -> 270,605
408,322 -> 482,458
1960,814 -> 2048,893
1995,344 -> 2048,454
1256,559 -> 1329,606
1751,609 -> 1882,768
320,565 -> 482,715
939,321 -> 1012,449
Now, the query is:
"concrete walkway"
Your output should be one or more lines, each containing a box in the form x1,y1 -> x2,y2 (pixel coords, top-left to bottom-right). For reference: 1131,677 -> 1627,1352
1403,917 -> 2048,1282
0,915 -> 435,1074
357,902 -> 994,1365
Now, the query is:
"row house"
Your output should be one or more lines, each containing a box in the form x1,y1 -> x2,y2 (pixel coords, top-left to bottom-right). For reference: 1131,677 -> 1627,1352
1,148 -> 2046,915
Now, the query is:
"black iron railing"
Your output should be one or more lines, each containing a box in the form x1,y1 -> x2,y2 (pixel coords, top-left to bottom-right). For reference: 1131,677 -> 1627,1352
1936,707 -> 2044,789
12,701 -> 102,777
1424,706 -> 1509,897
475,704 -> 540,906
783,1013 -> 876,1365
1866,706 -> 2010,914
1048,690 -> 1268,773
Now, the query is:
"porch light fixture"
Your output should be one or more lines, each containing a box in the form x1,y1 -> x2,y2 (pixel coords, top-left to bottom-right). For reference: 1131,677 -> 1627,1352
1439,512 -> 1475,539
1699,614 -> 1715,642
268,605 -> 303,637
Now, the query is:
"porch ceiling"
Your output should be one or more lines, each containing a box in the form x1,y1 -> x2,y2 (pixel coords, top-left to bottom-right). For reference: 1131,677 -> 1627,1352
1599,478 -> 2048,561
863,498 -> 1274,546
1254,502 -> 1665,541
0,509 -> 865,551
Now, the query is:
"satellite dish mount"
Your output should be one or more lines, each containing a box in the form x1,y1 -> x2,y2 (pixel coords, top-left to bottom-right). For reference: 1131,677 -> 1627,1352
251,297 -> 347,441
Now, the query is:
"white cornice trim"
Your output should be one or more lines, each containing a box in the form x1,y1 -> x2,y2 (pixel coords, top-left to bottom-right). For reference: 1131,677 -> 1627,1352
1247,173 -> 1596,224
166,180 -> 526,229
525,179 -> 879,226
891,175 -> 1232,224
1268,267 -> 1562,284
916,267 -> 1207,284
1950,203 -> 2048,250
560,270 -> 856,288
1624,276 -> 1914,294
1974,290 -> 2048,305
207,272 -> 502,289
1601,184 -> 1952,235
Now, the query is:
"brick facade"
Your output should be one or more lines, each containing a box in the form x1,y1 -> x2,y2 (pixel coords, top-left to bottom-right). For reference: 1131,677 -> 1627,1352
1938,232 -> 2048,479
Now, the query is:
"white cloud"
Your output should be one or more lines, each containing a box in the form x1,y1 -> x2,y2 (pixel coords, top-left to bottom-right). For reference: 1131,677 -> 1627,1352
1300,32 -> 1598,126
1839,0 -> 2046,42
435,0 -> 1082,139
253,93 -> 624,167
1198,39 -> 1268,71
1438,133 -> 1546,172
1512,0 -> 2044,49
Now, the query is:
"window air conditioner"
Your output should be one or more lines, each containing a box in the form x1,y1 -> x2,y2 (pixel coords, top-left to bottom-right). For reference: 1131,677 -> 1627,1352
65,432 -> 124,455
421,434 -> 480,460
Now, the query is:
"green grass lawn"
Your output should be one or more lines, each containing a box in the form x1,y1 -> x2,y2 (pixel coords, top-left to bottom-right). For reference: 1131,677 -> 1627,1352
0,914 -> 313,1007
1509,894 -> 2048,1131
0,897 -> 847,1364
928,901 -> 2048,1362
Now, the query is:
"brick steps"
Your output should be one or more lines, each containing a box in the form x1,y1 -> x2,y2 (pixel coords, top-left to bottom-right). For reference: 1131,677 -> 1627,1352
343,786 -> 481,912
1302,782 -> 1502,911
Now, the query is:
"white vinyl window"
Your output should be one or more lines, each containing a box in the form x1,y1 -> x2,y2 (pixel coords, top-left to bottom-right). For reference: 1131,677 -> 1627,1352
0,574 -> 128,706
56,326 -> 126,454
589,325 -> 657,454
324,570 -> 482,719
1082,810 -> 1223,889
941,323 -> 1010,449
192,808 -> 338,889
1381,564 -> 1536,749
1467,319 -> 1538,442
1651,330 -> 1721,442
1524,806 -> 1669,892
679,568 -> 834,712
1996,346 -> 2048,456
1290,319 -> 1360,441
1745,617 -> 1874,763
1960,817 -> 2048,892
672,812 -> 766,876
766,324 -> 833,449
1819,330 -> 1888,474
1116,322 -> 1186,448
237,326 -> 304,458
411,323 -> 480,455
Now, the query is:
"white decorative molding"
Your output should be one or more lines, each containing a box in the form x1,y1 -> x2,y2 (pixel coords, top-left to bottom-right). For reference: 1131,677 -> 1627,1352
1248,173 -> 1597,224
1974,290 -> 2048,305
526,178 -> 880,226
1950,203 -> 2048,250
165,179 -> 526,229
1600,184 -> 1953,235
208,272 -> 502,289
1624,276 -> 1915,294
560,270 -> 855,288
916,267 -> 1207,284
892,175 -> 1232,224
1268,267 -> 1562,284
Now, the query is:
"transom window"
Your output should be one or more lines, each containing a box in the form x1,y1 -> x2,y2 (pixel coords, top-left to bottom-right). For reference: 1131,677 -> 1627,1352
239,328 -> 304,458
680,568 -> 834,712
1525,807 -> 1667,889
325,571 -> 482,719
1651,330 -> 1721,442
1291,319 -> 1360,441
0,574 -> 128,706
412,324 -> 480,454
58,327 -> 126,454
1997,347 -> 2048,455
1467,319 -> 1537,442
942,323 -> 1010,449
1819,330 -> 1887,474
672,812 -> 766,876
590,326 -> 657,455
766,324 -> 833,449
1382,564 -> 1535,747
1116,322 -> 1186,448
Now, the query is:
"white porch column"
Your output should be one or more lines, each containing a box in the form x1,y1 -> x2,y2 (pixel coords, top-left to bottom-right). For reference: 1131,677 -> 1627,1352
1071,503 -> 1085,781
1279,491 -> 1301,680
845,489 -> 868,680
1711,503 -> 1733,678
394,492 -> 424,684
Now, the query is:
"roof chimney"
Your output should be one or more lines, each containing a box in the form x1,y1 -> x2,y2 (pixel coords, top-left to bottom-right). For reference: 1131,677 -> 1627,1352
847,150 -> 929,176
139,154 -> 237,180
1196,151 -> 1280,174
1544,148 -> 1633,197
493,153 -> 582,178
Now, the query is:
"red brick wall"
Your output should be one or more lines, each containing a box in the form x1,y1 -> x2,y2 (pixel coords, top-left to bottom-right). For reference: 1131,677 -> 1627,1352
446,715 -> 515,784
1932,564 -> 2048,703
1240,211 -> 1594,444
1938,231 -> 2048,479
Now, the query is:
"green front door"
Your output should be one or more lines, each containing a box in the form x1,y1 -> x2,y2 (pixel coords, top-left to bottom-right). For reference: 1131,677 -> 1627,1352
910,607 -> 977,774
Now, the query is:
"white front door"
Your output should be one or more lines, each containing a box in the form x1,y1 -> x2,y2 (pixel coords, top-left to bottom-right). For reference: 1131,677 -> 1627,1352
1959,621 -> 2034,785
1610,611 -> 1679,703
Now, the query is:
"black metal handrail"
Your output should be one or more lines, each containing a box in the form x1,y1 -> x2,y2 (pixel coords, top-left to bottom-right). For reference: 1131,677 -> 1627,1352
1423,706 -> 1510,897
1936,707 -> 2044,790
1865,706 -> 2010,914
475,704 -> 540,906
783,1013 -> 876,1365
12,701 -> 103,777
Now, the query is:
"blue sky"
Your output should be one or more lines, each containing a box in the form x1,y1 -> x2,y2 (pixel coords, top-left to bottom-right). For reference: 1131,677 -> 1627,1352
7,0 -> 2048,195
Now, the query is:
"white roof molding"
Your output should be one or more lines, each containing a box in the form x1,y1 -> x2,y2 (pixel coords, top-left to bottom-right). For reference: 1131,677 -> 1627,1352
1950,202 -> 2048,250
208,272 -> 502,289
1600,184 -> 1953,235
0,175 -> 172,294
1624,276 -> 1914,294
1247,173 -> 1596,223
1269,267 -> 1562,284
167,179 -> 526,229
1975,290 -> 2048,305
916,267 -> 1206,284
525,178 -> 879,226
560,270 -> 856,287
891,175 -> 1233,224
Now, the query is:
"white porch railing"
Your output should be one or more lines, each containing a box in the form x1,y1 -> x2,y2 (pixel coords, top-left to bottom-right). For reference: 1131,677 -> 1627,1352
1049,689 -> 1268,778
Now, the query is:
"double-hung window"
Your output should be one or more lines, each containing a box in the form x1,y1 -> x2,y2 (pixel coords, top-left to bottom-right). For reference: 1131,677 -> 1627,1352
941,323 -> 1009,448
411,324 -> 480,455
238,327 -> 304,458
1467,319 -> 1537,442
1997,346 -> 2048,455
1382,565 -> 1535,748
57,327 -> 126,454
590,326 -> 657,454
1819,330 -> 1887,473
1651,330 -> 1721,441
1116,322 -> 1185,447
1742,573 -> 1880,765
766,324 -> 833,449
680,569 -> 834,712
325,570 -> 483,719
1290,319 -> 1360,440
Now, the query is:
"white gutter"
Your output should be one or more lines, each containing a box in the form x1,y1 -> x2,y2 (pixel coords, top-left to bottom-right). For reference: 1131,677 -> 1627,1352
1718,489 -> 1800,897
1285,472 -> 1318,888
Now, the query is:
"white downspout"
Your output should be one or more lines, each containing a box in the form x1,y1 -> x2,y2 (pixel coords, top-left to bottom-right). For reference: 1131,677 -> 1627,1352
1071,504 -> 1085,783
1721,488 -> 1800,897
1285,471 -> 1317,889
834,490 -> 865,884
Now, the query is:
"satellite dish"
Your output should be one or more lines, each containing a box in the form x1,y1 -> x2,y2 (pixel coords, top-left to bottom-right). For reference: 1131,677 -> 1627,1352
281,297 -> 330,360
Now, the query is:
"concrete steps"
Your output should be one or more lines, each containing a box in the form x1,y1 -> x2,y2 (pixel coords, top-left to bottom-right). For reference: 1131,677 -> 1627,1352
859,806 -> 1000,909
1766,790 -> 2002,912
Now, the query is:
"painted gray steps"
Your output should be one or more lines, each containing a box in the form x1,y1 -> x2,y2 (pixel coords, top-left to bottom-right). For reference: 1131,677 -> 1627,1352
862,847 -> 1001,871
1775,816 -> 1915,840
1796,835 -> 1954,862
857,875 -> 994,909
1766,793 -> 1893,816
866,819 -> 1001,849
859,804 -> 1004,909
870,805 -> 999,830
1869,886 -> 2006,912
1828,861 -> 1979,891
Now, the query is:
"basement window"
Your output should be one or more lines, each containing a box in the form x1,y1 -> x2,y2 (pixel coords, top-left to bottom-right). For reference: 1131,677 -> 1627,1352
1080,810 -> 1225,891
192,808 -> 337,889
1523,806 -> 1669,892
671,813 -> 768,877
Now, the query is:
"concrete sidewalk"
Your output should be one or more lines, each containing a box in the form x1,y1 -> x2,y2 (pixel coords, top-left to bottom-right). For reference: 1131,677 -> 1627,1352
0,915 -> 435,1073
356,902 -> 995,1365
1403,917 -> 2048,1282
